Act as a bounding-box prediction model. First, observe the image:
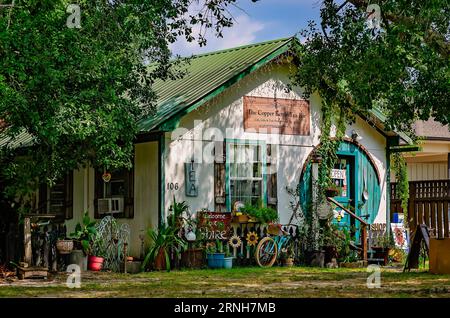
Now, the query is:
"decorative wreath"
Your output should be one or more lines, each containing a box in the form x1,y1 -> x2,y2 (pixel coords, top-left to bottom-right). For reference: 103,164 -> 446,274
246,232 -> 259,246
228,235 -> 242,248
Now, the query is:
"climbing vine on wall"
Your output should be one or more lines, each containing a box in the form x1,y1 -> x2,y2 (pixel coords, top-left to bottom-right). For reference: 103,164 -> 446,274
391,153 -> 410,227
316,101 -> 347,193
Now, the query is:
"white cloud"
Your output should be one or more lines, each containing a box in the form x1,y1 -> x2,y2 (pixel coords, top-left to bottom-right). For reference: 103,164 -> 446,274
170,14 -> 265,57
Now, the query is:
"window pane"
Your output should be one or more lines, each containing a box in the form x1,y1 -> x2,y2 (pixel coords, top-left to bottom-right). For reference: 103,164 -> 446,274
230,144 -> 262,178
110,180 -> 125,197
103,170 -> 127,198
230,179 -> 262,207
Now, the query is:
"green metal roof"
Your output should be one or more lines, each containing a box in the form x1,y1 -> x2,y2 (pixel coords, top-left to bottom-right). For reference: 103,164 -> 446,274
0,129 -> 35,150
138,37 -> 294,132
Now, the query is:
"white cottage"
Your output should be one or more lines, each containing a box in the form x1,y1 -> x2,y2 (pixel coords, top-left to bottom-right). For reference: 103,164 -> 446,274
1,37 -> 414,258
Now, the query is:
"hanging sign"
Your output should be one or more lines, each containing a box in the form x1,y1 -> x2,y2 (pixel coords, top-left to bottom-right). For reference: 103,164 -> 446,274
185,162 -> 199,197
331,169 -> 346,180
243,96 -> 310,135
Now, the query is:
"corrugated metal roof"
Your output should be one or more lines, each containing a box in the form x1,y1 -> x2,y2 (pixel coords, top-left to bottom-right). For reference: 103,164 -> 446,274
0,129 -> 35,150
138,37 -> 294,131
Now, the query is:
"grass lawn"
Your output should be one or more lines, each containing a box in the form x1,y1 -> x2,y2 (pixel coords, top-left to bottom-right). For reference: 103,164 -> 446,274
0,266 -> 449,298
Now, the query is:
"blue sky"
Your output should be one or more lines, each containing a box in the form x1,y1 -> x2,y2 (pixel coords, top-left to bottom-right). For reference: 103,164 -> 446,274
171,0 -> 323,56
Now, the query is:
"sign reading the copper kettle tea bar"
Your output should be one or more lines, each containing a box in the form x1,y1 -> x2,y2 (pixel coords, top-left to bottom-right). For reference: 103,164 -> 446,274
243,96 -> 310,135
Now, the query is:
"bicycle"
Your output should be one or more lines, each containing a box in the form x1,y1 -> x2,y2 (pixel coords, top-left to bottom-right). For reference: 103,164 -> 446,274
255,224 -> 297,267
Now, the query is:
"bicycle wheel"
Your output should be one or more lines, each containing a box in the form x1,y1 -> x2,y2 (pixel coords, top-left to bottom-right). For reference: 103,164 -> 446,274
255,237 -> 278,268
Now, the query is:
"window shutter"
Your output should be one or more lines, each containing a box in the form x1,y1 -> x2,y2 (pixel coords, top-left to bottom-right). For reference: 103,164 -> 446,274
38,183 -> 48,214
64,172 -> 74,220
94,170 -> 103,219
124,168 -> 134,219
267,144 -> 278,209
214,141 -> 226,211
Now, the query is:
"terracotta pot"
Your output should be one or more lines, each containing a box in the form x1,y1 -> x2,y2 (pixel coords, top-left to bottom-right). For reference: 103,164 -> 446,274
281,258 -> 294,267
88,255 -> 104,271
154,248 -> 167,270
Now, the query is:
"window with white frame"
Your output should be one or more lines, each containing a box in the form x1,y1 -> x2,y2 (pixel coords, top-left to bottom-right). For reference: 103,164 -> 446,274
228,142 -> 265,208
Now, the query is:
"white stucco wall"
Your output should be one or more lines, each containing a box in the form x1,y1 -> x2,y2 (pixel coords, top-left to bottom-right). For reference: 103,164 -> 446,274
163,62 -> 388,225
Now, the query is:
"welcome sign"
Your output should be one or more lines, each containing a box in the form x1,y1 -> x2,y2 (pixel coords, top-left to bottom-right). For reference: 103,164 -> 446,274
243,96 -> 310,135
198,212 -> 232,240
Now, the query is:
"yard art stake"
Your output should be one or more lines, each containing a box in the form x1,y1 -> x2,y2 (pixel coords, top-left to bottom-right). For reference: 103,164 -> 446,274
366,264 -> 381,289
66,264 -> 81,288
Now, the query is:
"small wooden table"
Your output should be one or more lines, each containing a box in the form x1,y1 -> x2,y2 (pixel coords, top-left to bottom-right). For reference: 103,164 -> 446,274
17,266 -> 48,280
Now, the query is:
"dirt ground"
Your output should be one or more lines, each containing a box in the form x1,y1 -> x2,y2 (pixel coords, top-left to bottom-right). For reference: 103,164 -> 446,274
0,266 -> 449,298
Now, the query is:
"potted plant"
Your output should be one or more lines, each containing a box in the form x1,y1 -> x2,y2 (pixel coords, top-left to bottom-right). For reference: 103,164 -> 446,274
325,184 -> 340,198
167,196 -> 189,230
69,212 -> 97,271
280,244 -> 295,267
242,204 -> 279,225
88,236 -> 106,271
56,237 -> 74,255
142,223 -> 187,271
321,220 -> 341,265
372,233 -> 394,265
180,211 -> 205,269
206,240 -> 225,269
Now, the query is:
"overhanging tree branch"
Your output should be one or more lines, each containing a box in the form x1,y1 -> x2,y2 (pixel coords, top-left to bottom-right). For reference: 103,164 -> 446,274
343,0 -> 449,58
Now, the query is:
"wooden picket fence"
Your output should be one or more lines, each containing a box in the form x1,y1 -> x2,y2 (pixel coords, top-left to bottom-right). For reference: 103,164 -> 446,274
390,180 -> 450,238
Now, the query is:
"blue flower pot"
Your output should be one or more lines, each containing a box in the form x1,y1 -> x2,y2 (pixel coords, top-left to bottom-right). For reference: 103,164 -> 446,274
207,253 -> 225,268
223,257 -> 233,269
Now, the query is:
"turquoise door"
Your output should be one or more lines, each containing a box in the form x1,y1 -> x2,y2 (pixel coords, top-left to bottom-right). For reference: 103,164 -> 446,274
299,141 -> 382,244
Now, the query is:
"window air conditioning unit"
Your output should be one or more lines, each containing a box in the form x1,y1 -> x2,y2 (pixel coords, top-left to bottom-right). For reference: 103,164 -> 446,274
98,198 -> 124,214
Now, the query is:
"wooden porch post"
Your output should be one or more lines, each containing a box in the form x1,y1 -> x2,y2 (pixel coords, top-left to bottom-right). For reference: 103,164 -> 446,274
23,217 -> 32,265
361,224 -> 368,262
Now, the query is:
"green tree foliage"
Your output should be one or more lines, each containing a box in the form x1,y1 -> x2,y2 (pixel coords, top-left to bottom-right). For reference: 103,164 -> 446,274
0,0 -> 242,208
291,0 -> 449,134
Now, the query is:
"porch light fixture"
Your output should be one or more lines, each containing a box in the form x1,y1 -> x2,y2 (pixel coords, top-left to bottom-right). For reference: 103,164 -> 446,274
351,130 -> 363,142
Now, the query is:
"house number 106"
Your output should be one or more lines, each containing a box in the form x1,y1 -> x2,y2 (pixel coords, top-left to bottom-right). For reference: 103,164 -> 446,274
167,182 -> 179,191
